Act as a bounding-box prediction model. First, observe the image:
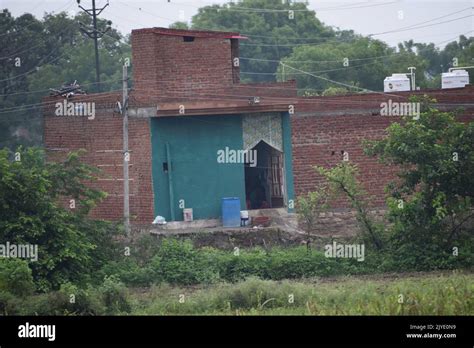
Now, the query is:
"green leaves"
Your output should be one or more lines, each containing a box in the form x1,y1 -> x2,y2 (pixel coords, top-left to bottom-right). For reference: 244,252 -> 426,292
296,185 -> 328,235
189,0 -> 334,83
366,97 -> 474,255
315,163 -> 384,250
0,147 -> 114,291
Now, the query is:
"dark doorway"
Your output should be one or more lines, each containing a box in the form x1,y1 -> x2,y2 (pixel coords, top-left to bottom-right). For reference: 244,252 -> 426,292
245,141 -> 284,210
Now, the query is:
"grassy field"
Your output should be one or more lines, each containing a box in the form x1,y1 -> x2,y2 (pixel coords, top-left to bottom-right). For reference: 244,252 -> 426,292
130,271 -> 473,315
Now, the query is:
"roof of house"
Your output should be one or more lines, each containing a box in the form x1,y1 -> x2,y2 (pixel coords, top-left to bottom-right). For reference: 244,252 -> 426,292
132,27 -> 248,39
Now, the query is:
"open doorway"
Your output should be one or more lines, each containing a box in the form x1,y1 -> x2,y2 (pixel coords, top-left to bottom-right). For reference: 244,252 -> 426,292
245,140 -> 284,210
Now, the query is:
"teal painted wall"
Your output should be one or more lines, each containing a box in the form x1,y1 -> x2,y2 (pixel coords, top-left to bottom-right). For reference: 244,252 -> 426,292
150,115 -> 246,221
282,112 -> 295,212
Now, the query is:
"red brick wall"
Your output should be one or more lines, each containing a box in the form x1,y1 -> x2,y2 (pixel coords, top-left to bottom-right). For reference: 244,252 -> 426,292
291,113 -> 400,208
132,29 -> 239,98
43,26 -> 474,230
42,86 -> 474,224
43,93 -> 154,224
291,86 -> 474,209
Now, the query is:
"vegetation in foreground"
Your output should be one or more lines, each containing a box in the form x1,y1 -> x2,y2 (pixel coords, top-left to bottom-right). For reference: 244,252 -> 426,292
1,272 -> 472,315
0,100 -> 472,315
132,272 -> 473,315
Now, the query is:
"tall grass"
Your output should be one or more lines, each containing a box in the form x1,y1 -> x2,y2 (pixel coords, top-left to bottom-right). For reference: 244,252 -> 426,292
131,272 -> 473,315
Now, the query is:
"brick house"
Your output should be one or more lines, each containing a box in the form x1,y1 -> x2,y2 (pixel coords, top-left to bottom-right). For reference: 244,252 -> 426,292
42,27 -> 474,232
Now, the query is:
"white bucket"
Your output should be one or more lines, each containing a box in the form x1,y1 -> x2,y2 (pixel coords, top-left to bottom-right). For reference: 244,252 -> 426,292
183,208 -> 193,222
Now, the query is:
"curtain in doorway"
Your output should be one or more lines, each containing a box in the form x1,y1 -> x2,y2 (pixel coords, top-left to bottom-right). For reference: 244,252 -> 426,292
242,113 -> 283,152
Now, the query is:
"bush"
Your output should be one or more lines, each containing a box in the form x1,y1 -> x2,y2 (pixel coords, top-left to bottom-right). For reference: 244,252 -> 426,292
0,147 -> 115,291
58,282 -> 105,315
0,290 -> 23,315
149,239 -> 218,285
100,259 -> 154,287
0,259 -> 36,296
99,275 -> 131,314
97,238 -> 472,289
364,99 -> 474,259
215,248 -> 269,282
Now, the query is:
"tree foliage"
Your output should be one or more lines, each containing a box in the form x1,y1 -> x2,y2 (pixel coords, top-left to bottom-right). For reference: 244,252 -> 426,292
364,96 -> 474,257
0,9 -> 130,149
316,163 -> 385,250
0,147 -> 117,290
190,0 -> 336,83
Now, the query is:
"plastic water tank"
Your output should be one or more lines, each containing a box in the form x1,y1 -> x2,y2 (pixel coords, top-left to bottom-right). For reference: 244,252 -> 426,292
384,74 -> 411,92
222,197 -> 241,227
442,70 -> 469,89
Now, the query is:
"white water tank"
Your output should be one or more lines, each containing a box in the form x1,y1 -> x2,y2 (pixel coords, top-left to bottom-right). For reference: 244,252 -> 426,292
441,70 -> 469,89
384,74 -> 411,92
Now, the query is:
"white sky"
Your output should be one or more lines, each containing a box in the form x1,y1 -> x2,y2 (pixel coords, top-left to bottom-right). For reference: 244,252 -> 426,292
2,0 -> 473,48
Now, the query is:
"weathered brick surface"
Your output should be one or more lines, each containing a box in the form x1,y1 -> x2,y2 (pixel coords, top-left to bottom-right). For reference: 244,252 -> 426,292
291,86 -> 474,209
132,28 -> 239,98
43,27 -> 474,233
43,92 -> 154,224
308,209 -> 387,237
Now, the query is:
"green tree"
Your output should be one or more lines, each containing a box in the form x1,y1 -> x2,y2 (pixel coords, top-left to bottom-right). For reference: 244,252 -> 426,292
296,185 -> 329,241
364,96 -> 474,256
278,37 -> 430,93
0,147 -> 117,290
0,9 -> 129,150
316,163 -> 385,250
188,0 -> 336,82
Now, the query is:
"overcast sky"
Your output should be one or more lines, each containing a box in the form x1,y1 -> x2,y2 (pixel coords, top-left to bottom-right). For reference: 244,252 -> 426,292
2,0 -> 473,48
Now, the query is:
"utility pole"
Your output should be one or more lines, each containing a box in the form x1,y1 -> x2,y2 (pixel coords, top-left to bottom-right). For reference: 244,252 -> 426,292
77,0 -> 111,92
122,64 -> 130,236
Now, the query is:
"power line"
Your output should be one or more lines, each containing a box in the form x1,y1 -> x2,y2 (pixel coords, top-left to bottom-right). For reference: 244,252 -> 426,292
0,89 -> 122,115
173,0 -> 397,13
0,46 -> 68,83
0,78 -> 122,97
0,25 -> 81,60
239,32 -> 474,66
369,13 -> 474,37
0,0 -> 74,38
77,0 -> 112,92
279,61 -> 390,96
240,54 -> 391,64
368,6 -> 473,37
241,60 -> 382,75
112,0 -> 473,51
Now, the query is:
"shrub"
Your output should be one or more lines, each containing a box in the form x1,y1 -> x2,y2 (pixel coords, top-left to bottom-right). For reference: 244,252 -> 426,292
0,259 -> 35,296
58,282 -> 105,315
99,275 -> 131,314
215,248 -> 269,282
100,259 -> 154,287
364,98 -> 474,258
0,290 -> 22,315
98,239 -> 472,288
149,239 -> 218,285
296,187 -> 329,239
0,147 -> 115,291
